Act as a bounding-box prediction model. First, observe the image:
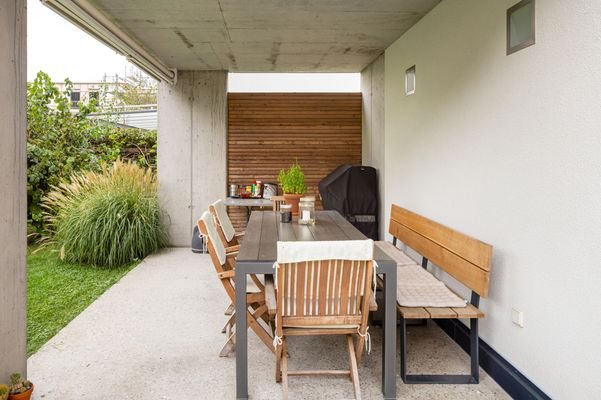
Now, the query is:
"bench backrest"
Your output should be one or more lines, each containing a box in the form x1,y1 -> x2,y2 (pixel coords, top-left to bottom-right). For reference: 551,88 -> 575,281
389,204 -> 493,298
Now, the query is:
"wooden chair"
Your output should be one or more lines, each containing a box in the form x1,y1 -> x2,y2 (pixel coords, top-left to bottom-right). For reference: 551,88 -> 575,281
273,240 -> 375,400
197,211 -> 275,357
271,195 -> 286,212
210,199 -> 268,315
209,199 -> 245,251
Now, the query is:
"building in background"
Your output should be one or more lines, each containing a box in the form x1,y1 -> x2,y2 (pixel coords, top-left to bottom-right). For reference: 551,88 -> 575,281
54,73 -> 158,130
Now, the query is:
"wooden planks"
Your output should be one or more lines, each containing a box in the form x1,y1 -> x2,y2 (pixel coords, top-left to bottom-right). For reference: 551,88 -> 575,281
390,206 -> 492,270
227,93 -> 362,231
398,304 -> 485,319
389,205 -> 493,297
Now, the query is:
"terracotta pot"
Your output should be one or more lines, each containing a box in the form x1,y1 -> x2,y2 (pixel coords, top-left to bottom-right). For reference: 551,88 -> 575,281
8,384 -> 33,400
283,193 -> 302,216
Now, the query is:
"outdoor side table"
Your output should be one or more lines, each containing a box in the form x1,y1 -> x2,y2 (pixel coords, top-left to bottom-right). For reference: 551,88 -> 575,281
223,197 -> 273,221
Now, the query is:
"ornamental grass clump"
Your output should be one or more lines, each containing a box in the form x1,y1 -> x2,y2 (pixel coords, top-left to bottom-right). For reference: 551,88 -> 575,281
42,160 -> 167,267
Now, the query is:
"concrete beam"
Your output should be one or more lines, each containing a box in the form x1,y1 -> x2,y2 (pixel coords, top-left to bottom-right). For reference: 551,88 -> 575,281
158,71 -> 227,246
361,54 -> 385,239
0,0 -> 27,383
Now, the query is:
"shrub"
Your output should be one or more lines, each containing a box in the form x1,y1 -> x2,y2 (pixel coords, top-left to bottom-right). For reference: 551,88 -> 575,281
93,128 -> 157,168
27,72 -> 102,233
41,160 -> 167,267
27,71 -> 158,237
0,384 -> 8,400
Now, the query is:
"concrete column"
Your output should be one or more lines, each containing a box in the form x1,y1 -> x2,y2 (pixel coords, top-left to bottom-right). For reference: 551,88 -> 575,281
0,0 -> 27,382
158,71 -> 228,246
361,54 -> 386,239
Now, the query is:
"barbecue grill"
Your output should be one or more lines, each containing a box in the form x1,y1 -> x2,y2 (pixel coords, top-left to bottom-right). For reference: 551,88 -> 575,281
318,164 -> 379,240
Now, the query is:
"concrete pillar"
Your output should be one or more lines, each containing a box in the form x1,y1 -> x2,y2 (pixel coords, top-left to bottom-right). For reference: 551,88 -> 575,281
0,0 -> 27,382
157,71 -> 228,246
361,54 -> 386,239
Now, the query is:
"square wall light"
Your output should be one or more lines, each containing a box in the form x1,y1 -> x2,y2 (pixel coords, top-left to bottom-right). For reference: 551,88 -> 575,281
507,0 -> 535,55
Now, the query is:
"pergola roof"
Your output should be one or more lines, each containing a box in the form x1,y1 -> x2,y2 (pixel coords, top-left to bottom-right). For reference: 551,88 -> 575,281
50,0 -> 440,77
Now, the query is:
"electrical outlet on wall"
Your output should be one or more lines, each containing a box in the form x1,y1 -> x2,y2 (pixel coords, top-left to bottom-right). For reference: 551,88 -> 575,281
511,308 -> 525,328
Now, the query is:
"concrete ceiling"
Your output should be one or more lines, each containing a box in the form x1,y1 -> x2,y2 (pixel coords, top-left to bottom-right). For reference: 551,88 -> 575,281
89,0 -> 441,72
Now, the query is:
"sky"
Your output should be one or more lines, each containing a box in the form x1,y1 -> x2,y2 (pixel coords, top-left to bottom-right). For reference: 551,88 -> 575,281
27,0 -> 359,91
27,0 -> 129,82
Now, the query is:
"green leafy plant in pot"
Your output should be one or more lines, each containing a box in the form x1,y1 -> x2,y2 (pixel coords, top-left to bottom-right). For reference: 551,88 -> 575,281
278,162 -> 307,216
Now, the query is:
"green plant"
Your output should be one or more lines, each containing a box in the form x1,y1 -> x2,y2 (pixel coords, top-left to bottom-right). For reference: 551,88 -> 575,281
278,162 -> 307,195
26,71 -> 158,238
8,373 -> 32,395
27,72 -> 103,235
93,128 -> 157,168
113,71 -> 158,106
0,384 -> 8,400
41,160 -> 167,267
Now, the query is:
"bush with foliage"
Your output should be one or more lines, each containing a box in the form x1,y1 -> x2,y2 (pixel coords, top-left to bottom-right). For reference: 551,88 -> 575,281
27,72 -> 102,232
93,127 -> 157,168
41,160 -> 167,267
27,71 -> 157,236
0,383 -> 8,400
278,162 -> 307,195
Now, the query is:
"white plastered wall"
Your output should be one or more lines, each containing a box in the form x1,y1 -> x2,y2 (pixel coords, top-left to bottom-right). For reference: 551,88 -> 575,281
383,0 -> 601,397
158,71 -> 227,246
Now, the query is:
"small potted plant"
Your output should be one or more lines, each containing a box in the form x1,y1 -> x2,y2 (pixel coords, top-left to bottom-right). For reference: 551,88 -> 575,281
0,384 -> 9,400
7,373 -> 33,400
278,162 -> 307,216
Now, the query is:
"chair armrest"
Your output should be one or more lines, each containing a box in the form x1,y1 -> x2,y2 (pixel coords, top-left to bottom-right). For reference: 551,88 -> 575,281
217,270 -> 235,279
226,244 -> 241,253
264,275 -> 277,319
225,254 -> 237,270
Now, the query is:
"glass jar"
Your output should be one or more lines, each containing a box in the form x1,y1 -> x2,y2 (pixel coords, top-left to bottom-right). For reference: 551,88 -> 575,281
298,196 -> 316,225
280,204 -> 292,223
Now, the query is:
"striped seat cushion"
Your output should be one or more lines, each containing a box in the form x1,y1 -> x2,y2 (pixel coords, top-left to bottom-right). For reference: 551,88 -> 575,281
375,241 -> 416,266
376,241 -> 466,308
397,265 -> 467,308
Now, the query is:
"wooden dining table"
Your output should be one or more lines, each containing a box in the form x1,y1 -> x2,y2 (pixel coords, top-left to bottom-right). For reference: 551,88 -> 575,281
235,210 -> 397,399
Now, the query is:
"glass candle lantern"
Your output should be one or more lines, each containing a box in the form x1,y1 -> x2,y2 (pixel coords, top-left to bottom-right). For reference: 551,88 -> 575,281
298,196 -> 316,225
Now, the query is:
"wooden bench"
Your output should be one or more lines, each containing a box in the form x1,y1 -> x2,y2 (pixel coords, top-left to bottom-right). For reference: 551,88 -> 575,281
379,204 -> 493,384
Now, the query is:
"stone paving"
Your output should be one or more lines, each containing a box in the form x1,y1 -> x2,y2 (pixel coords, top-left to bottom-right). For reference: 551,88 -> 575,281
28,248 -> 509,400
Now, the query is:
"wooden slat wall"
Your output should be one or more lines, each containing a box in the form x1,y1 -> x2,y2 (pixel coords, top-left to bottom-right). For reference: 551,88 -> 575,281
228,93 -> 362,230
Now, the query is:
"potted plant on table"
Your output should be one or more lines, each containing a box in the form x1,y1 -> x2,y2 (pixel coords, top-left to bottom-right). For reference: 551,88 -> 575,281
278,162 -> 307,216
7,373 -> 33,400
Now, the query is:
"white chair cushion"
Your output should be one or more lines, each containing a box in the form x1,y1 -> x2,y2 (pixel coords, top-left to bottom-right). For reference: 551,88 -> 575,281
212,199 -> 236,242
200,211 -> 226,265
277,239 -> 373,263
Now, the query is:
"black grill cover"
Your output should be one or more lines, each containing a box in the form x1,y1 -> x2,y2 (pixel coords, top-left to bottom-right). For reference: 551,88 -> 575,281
318,164 -> 378,240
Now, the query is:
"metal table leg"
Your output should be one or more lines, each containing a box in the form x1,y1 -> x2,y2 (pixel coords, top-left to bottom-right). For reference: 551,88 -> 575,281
235,270 -> 249,399
382,266 -> 397,399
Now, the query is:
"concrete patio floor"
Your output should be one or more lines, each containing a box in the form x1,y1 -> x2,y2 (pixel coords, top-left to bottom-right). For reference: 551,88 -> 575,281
28,248 -> 509,399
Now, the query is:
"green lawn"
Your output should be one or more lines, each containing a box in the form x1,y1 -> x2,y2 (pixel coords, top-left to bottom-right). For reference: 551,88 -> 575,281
27,247 -> 138,356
